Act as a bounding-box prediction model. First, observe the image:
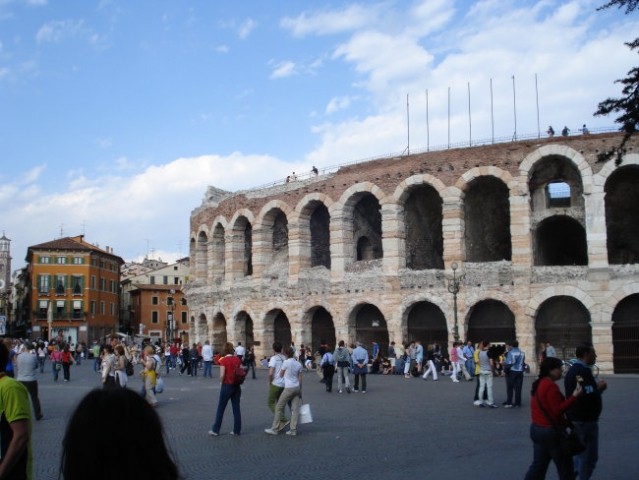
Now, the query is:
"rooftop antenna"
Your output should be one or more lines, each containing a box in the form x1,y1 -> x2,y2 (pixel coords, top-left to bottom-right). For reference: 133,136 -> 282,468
406,93 -> 410,156
59,224 -> 65,238
144,239 -> 150,258
177,241 -> 183,256
512,75 -> 518,141
81,220 -> 88,236
425,89 -> 430,152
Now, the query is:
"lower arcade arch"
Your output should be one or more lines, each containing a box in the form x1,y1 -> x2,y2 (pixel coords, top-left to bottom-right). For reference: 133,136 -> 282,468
406,301 -> 448,347
310,307 -> 336,353
466,300 -> 516,344
535,296 -> 592,361
235,311 -> 254,347
211,313 -> 228,354
612,294 -> 639,373
351,304 -> 389,358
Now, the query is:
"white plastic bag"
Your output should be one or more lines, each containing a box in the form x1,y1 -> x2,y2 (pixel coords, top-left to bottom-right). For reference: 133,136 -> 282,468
155,377 -> 164,394
299,403 -> 313,424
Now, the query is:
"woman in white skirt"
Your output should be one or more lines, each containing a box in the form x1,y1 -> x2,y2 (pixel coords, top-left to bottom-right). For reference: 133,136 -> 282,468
115,345 -> 128,388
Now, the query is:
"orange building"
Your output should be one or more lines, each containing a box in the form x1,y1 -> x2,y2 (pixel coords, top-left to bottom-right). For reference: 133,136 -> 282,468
129,285 -> 189,344
26,235 -> 124,345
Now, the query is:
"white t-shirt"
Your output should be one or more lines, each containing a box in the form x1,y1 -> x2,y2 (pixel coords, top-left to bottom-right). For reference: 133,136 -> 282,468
235,345 -> 246,358
281,357 -> 302,389
269,354 -> 285,387
202,344 -> 213,362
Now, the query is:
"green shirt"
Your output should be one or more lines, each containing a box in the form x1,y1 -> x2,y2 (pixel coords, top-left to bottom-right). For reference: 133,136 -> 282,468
0,375 -> 32,480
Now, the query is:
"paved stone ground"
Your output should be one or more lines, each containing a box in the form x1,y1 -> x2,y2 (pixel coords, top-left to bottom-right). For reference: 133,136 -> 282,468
32,361 -> 637,479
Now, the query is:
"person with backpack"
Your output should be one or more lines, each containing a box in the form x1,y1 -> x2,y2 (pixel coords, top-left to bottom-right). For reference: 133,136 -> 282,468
320,348 -> 336,392
209,342 -> 242,436
333,340 -> 352,394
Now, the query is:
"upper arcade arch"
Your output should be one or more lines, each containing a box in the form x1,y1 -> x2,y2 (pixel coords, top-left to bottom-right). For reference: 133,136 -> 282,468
519,145 -> 593,195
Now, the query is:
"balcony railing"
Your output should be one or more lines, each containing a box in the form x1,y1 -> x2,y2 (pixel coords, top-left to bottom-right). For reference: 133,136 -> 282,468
35,313 -> 87,322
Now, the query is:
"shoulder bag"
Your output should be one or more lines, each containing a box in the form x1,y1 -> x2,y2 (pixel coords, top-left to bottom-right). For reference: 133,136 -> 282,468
535,392 -> 585,457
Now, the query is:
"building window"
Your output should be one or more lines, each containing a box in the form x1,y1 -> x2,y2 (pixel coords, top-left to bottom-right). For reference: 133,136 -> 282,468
56,256 -> 68,264
152,296 -> 159,305
167,297 -> 174,306
38,300 -> 48,319
181,298 -> 187,306
100,301 -> 105,315
39,256 -> 51,264
56,300 -> 65,318
181,311 -> 188,324
72,300 -> 83,319
55,275 -> 66,295
90,276 -> 96,289
174,277 -> 179,284
73,256 -> 84,265
110,302 -> 115,316
90,300 -> 96,315
110,280 -> 116,293
152,311 -> 159,324
546,181 -> 571,208
38,275 -> 50,294
149,276 -> 156,285
71,276 -> 84,295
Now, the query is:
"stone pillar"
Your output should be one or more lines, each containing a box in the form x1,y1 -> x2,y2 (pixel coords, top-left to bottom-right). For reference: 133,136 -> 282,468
288,218 -> 303,284
510,186 -> 532,268
382,203 -> 404,275
442,187 -> 462,266
585,190 -> 608,268
330,212 -> 348,282
251,224 -> 268,280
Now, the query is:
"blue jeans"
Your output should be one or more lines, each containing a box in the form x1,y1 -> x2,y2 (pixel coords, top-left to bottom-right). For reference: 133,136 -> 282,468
52,362 -> 60,381
203,361 -> 213,378
572,421 -> 598,480
38,357 -> 45,373
212,384 -> 241,435
465,359 -> 475,378
94,357 -> 101,372
506,370 -> 524,406
525,424 -> 574,480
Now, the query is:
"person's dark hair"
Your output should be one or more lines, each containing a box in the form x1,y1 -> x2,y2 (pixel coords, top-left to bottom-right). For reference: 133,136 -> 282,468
338,340 -> 345,347
512,340 -> 519,348
0,343 -> 8,372
272,341 -> 282,353
283,346 -> 294,358
223,342 -> 234,356
531,357 -> 563,395
104,345 -> 114,354
61,388 -> 180,480
575,344 -> 593,359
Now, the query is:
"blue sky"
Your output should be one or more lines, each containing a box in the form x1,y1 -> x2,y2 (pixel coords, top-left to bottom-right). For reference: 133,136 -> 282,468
0,0 -> 636,267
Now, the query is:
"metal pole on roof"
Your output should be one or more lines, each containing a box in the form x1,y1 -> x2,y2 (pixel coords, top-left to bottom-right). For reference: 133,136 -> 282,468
426,89 -> 430,152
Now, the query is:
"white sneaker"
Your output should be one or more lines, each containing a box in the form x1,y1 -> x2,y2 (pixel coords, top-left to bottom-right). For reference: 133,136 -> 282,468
208,430 -> 218,436
473,400 -> 482,406
264,428 -> 279,435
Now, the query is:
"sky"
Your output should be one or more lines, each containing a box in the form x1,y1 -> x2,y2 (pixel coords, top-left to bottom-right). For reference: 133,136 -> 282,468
0,0 -> 636,269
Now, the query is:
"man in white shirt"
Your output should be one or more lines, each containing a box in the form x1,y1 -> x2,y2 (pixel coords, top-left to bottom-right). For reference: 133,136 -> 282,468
234,342 -> 246,361
267,342 -> 287,429
202,341 -> 213,378
265,346 -> 302,436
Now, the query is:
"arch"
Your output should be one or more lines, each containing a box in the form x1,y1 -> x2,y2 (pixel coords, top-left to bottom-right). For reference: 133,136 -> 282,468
263,309 -> 292,350
234,310 -> 254,347
466,299 -> 516,344
591,152 -> 639,191
310,306 -> 336,353
612,293 -> 639,373
211,223 -> 226,283
463,176 -> 512,262
350,192 -> 383,261
405,301 -> 448,347
349,303 -> 389,358
455,166 -> 515,194
294,195 -> 333,270
527,285 -> 597,319
211,312 -> 227,354
535,296 -> 592,360
256,199 -> 293,225
258,205 -> 290,270
534,215 -> 587,266
197,313 -> 209,343
393,174 -> 447,203
196,230 -> 209,281
403,183 -> 444,269
519,145 -> 593,195
231,215 -> 253,277
336,181 -> 387,211
605,164 -> 639,264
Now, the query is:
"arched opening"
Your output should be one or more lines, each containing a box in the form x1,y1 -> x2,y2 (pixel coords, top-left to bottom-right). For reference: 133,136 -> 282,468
212,313 -> 227,354
196,231 -> 208,280
404,184 -> 444,269
197,313 -> 209,343
535,296 -> 592,360
310,203 -> 331,268
273,311 -> 292,348
406,301 -> 448,346
311,307 -> 336,353
212,223 -> 225,284
466,299 -> 516,344
528,156 -> 584,213
232,216 -> 253,277
612,294 -> 639,373
534,216 -> 587,266
352,304 -> 389,358
236,311 -> 254,347
272,211 -> 289,256
605,165 -> 639,264
352,193 -> 383,261
464,177 -> 511,262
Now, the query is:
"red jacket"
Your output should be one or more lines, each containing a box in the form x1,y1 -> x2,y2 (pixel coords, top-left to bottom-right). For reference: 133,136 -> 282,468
531,377 -> 577,428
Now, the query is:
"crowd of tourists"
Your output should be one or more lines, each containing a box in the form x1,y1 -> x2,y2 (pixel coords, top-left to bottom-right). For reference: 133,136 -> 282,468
0,331 -> 607,479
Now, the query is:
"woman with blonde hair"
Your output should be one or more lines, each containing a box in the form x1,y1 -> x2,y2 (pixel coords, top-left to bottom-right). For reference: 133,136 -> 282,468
142,345 -> 158,407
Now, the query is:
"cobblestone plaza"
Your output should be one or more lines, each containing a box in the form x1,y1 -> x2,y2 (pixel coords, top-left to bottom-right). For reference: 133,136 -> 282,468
33,362 -> 637,479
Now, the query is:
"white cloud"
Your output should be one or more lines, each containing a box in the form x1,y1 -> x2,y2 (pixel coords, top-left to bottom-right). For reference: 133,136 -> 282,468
96,137 -> 112,149
25,0 -> 47,6
281,5 -> 378,37
325,96 -> 351,115
215,44 -> 229,54
270,60 -> 297,79
35,19 -> 86,44
238,18 -> 256,39
0,67 -> 8,80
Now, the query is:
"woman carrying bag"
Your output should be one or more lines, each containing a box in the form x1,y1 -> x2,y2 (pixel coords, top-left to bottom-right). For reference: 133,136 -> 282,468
525,357 -> 583,480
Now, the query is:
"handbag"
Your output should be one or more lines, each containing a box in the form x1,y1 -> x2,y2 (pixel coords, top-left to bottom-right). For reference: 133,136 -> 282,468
535,392 -> 585,457
55,362 -> 62,371
299,403 -> 313,424
155,377 -> 165,394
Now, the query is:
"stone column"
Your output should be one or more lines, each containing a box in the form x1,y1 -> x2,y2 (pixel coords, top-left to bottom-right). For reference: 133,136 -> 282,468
442,187 -> 462,266
382,203 -> 404,275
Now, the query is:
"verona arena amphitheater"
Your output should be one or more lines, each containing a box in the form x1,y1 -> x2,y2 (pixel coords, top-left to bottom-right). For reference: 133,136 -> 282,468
185,132 -> 639,374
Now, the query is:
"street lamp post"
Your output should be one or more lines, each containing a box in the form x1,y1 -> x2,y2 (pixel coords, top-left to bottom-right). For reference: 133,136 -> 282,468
166,289 -> 176,343
447,262 -> 465,342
